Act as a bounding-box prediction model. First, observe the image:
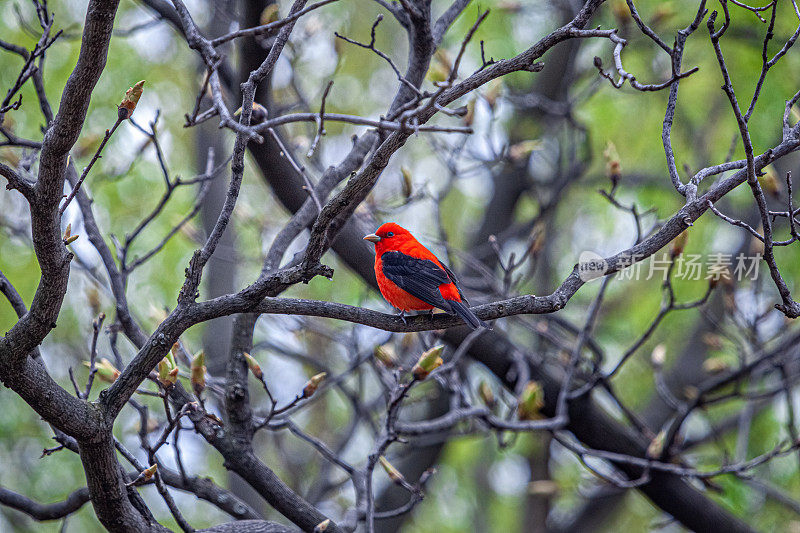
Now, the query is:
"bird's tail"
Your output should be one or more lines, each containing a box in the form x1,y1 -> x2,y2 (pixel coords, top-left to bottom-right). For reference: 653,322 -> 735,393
448,300 -> 490,330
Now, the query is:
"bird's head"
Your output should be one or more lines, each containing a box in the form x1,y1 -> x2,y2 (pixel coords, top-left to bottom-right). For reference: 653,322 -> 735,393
363,222 -> 411,251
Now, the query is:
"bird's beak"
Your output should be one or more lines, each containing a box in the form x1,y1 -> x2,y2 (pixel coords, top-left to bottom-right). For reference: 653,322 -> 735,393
363,233 -> 380,243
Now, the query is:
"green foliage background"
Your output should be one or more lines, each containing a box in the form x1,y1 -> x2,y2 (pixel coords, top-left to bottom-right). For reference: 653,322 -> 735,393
1,0 -> 800,531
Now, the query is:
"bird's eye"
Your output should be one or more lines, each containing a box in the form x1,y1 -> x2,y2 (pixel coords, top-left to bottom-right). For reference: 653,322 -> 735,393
387,232 -> 394,237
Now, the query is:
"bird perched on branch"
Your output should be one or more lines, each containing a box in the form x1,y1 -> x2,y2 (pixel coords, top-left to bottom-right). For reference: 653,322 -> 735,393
364,223 -> 489,330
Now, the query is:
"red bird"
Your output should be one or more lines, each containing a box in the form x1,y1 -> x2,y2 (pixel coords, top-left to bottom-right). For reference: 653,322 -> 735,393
364,223 -> 488,330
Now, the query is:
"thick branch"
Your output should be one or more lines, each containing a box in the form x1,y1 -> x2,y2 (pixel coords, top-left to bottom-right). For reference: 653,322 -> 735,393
1,0 -> 121,363
0,486 -> 90,521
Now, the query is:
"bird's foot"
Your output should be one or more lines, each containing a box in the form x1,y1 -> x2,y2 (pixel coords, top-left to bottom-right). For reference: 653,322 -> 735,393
398,310 -> 407,325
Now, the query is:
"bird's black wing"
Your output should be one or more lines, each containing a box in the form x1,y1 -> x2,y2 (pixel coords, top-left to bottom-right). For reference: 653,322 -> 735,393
379,251 -> 452,310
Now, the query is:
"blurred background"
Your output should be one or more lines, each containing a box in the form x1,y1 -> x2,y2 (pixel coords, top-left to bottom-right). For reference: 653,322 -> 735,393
2,0 -> 800,531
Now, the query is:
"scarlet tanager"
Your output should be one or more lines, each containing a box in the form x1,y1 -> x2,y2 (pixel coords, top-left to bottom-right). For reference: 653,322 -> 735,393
364,223 -> 489,330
